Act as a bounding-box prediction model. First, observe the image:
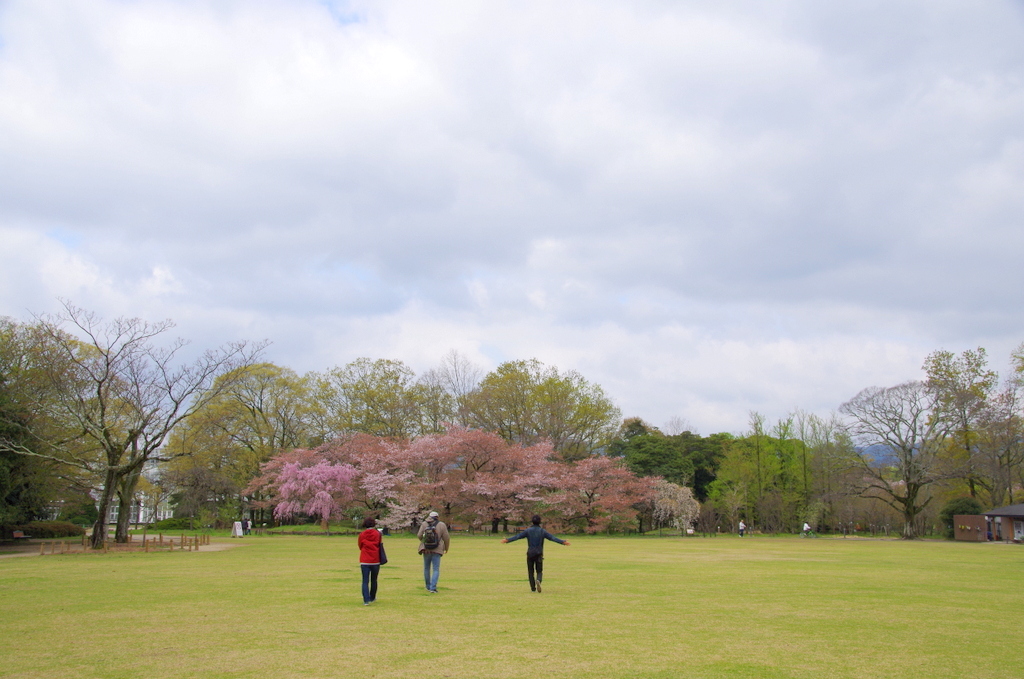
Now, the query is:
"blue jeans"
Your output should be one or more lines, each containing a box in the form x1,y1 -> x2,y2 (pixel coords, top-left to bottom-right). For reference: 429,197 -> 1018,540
422,552 -> 442,591
361,564 -> 379,603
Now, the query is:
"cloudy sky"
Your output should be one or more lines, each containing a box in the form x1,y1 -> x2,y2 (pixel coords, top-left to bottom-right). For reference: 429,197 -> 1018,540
1,1 -> 1023,434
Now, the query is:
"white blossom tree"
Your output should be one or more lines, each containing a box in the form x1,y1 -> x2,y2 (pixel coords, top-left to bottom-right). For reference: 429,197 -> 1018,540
652,479 -> 700,533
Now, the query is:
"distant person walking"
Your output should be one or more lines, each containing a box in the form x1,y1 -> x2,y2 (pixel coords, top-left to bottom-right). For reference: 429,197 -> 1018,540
358,517 -> 382,605
738,520 -> 746,537
417,511 -> 450,593
501,515 -> 570,593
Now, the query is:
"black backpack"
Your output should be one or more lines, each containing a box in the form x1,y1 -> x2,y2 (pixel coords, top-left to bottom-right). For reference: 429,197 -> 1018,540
422,522 -> 440,549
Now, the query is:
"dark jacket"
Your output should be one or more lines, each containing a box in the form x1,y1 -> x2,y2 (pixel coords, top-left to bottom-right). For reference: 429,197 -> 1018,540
506,525 -> 565,556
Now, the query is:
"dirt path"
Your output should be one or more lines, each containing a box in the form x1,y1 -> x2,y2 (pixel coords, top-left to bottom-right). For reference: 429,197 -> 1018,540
0,539 -> 248,559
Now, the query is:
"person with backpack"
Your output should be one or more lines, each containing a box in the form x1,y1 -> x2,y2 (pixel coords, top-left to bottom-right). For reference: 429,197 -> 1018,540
417,511 -> 450,593
501,515 -> 570,593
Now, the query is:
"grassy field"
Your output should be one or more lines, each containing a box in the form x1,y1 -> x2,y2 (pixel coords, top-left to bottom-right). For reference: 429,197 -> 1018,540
1,533 -> 1020,679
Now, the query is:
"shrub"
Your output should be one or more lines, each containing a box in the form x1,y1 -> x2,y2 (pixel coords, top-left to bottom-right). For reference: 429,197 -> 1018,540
150,517 -> 197,531
57,499 -> 99,526
939,497 -> 984,539
0,521 -> 86,539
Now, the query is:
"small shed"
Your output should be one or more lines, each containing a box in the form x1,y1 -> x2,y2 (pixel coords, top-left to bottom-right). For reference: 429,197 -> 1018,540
983,504 -> 1024,542
953,514 -> 987,542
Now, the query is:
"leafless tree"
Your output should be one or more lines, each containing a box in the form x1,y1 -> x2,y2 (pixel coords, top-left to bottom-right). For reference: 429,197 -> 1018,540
663,415 -> 696,436
840,381 -> 953,539
3,302 -> 264,547
696,501 -> 719,536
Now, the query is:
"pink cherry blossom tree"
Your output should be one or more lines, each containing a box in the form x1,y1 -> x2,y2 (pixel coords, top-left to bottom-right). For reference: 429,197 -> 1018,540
403,425 -> 561,530
248,434 -> 417,529
458,439 -> 559,531
401,427 -> 470,519
268,460 -> 357,531
246,446 -> 336,519
550,456 -> 654,533
338,435 -> 420,530
249,425 -> 659,535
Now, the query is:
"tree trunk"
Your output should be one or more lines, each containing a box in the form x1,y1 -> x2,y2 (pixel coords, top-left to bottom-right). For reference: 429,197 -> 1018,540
901,484 -> 922,539
115,468 -> 142,543
91,468 -> 118,549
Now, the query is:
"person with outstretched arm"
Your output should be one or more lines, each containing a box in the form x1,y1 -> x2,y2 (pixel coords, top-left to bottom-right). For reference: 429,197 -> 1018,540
501,515 -> 570,593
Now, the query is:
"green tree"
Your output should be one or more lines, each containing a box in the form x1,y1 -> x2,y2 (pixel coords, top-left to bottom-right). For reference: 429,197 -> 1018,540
0,317 -> 84,525
606,417 -> 658,457
465,359 -> 620,461
975,385 -> 1024,507
609,421 -> 728,501
312,358 -> 426,439
924,348 -> 998,500
748,412 -> 767,510
620,433 -> 695,487
0,387 -> 54,525
798,412 -> 858,532
938,496 -> 984,539
167,364 -> 314,477
0,303 -> 263,547
670,431 -> 730,502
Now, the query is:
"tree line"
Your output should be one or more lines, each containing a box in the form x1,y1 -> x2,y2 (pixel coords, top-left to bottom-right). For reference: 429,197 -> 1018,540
2,303 -> 1022,541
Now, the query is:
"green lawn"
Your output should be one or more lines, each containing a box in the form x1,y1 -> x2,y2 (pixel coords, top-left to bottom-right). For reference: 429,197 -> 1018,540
1,534 -> 1020,679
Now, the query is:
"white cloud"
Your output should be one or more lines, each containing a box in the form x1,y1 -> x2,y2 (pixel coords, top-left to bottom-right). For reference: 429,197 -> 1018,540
2,1 -> 1023,433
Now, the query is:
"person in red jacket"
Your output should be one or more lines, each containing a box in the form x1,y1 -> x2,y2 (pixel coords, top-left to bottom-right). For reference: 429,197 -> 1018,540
358,517 -> 382,605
